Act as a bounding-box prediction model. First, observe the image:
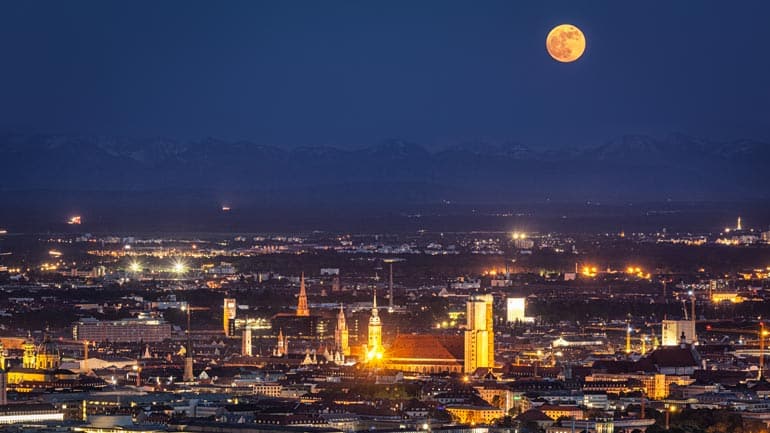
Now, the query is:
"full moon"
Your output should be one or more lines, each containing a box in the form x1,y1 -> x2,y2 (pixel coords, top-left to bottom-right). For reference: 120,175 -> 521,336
546,24 -> 586,63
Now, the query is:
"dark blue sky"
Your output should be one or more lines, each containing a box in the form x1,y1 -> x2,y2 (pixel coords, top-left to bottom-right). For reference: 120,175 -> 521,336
1,1 -> 769,148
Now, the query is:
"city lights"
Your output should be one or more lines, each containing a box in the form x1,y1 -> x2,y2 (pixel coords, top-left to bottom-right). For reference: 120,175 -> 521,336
129,261 -> 142,273
171,259 -> 187,274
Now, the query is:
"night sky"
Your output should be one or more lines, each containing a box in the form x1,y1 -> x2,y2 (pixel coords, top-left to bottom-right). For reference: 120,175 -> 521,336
1,1 -> 769,148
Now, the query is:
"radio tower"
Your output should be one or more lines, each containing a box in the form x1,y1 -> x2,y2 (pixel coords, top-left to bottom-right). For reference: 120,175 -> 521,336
383,258 -> 404,313
183,304 -> 194,381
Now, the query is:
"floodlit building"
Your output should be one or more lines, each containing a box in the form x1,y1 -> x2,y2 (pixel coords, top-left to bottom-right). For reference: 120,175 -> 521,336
662,320 -> 696,346
385,334 -> 464,374
241,327 -> 252,357
296,273 -> 310,317
73,317 -> 172,343
506,297 -> 526,323
366,290 -> 383,362
223,298 -> 237,336
334,305 -> 350,356
0,403 -> 63,425
464,294 -> 494,373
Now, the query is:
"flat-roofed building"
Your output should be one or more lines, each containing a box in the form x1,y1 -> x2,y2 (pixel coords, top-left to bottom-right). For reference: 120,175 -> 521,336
73,317 -> 172,343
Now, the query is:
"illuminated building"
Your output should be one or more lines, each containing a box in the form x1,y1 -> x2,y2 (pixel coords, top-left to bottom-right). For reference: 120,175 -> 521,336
0,341 -> 6,405
223,298 -> 237,336
384,334 -> 464,374
296,273 -> 310,317
273,329 -> 289,357
661,320 -> 696,346
0,403 -> 64,425
73,317 -> 172,343
366,289 -> 383,361
539,404 -> 584,420
241,327 -> 252,357
6,335 -> 102,392
445,403 -> 504,425
711,292 -> 743,303
334,304 -> 350,356
464,294 -> 494,373
506,297 -> 526,323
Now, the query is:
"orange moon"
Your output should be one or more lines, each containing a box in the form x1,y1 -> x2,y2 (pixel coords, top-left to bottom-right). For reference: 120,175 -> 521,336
546,24 -> 586,63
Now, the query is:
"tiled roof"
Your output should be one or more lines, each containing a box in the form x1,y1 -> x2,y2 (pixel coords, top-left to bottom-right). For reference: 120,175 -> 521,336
387,334 -> 463,360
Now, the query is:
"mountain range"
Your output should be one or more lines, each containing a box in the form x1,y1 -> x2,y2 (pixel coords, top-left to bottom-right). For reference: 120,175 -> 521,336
1,132 -> 768,204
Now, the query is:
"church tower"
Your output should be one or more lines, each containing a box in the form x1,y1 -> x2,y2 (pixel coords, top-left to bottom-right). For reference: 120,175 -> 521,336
367,290 -> 383,361
22,335 -> 36,369
274,328 -> 288,356
296,273 -> 310,317
335,304 -> 350,356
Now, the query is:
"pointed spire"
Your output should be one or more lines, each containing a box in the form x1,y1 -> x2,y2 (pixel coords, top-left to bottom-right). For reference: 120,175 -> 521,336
296,272 -> 310,317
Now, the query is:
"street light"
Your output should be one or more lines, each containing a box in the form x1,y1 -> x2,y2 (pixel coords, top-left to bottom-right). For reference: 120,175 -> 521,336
665,404 -> 677,430
129,261 -> 142,273
171,259 -> 187,274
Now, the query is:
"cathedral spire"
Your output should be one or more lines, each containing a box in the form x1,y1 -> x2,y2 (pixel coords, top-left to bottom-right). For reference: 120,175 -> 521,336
296,272 -> 310,317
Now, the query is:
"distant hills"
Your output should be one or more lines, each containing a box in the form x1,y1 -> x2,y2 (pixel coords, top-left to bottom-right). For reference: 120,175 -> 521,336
1,132 -> 768,204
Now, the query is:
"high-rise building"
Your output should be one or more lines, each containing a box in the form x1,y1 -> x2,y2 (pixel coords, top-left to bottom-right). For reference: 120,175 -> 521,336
464,294 -> 495,373
366,290 -> 383,361
506,297 -> 526,323
223,298 -> 237,336
661,320 -> 696,346
241,327 -> 252,357
334,304 -> 350,356
296,273 -> 310,317
0,340 -> 6,405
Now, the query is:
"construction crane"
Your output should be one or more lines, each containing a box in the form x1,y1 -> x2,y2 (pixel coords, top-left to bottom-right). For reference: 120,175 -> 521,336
57,337 -> 93,371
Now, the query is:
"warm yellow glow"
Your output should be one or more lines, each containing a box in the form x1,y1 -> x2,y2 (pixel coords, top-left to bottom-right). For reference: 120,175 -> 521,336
67,216 -> 82,225
129,261 -> 142,273
546,24 -> 586,63
365,347 -> 384,362
172,259 -> 187,274
581,265 -> 598,277
711,293 -> 743,304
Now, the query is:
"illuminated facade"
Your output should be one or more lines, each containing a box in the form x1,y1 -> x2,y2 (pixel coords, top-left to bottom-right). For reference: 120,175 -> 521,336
661,320 -> 696,346
241,327 -> 252,356
334,304 -> 350,356
384,334 -> 464,374
223,298 -> 237,336
366,290 -> 383,361
0,403 -> 64,425
273,329 -> 289,357
296,273 -> 310,317
445,404 -> 504,425
6,336 -> 98,392
464,294 -> 494,373
506,297 -> 526,323
0,340 -> 6,405
73,318 -> 171,343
